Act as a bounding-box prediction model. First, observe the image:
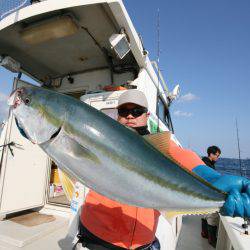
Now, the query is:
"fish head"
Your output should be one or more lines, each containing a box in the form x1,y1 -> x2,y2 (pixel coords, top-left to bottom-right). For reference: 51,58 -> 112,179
8,86 -> 65,144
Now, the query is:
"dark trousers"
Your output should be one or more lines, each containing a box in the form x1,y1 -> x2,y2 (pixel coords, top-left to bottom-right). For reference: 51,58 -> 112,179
78,239 -> 160,250
75,221 -> 160,250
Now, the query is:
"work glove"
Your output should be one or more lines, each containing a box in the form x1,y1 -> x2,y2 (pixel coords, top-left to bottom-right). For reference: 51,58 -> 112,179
193,165 -> 250,218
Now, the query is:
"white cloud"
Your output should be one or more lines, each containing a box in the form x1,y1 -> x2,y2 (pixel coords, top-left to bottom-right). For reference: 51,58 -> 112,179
174,110 -> 193,117
0,92 -> 9,122
178,92 -> 199,103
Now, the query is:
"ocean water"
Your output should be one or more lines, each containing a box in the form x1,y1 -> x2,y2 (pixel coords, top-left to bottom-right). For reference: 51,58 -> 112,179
215,158 -> 250,179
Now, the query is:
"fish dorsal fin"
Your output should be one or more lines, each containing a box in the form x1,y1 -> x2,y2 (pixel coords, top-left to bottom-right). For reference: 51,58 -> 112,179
143,131 -> 171,156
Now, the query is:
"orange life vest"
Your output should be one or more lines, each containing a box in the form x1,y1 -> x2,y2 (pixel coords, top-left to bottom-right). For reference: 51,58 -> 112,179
81,191 -> 160,249
80,134 -> 204,249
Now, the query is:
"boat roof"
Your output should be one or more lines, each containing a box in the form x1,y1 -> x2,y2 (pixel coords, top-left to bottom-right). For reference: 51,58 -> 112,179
0,0 -> 145,82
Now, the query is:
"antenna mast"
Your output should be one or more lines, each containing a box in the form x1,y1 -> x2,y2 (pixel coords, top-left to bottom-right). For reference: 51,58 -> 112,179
157,8 -> 160,70
156,8 -> 160,132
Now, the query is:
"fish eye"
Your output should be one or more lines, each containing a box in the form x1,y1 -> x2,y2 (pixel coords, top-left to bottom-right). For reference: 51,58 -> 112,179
25,98 -> 30,105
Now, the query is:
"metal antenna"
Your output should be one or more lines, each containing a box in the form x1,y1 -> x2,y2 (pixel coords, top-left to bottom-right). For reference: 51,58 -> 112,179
157,8 -> 160,70
156,8 -> 160,132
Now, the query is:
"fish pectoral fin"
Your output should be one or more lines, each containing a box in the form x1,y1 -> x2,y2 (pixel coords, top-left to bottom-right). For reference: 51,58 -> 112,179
65,136 -> 100,164
160,208 -> 219,223
143,132 -> 171,156
57,169 -> 75,201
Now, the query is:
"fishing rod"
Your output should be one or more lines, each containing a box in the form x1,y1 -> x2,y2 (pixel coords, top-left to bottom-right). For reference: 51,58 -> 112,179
235,118 -> 243,176
235,118 -> 249,234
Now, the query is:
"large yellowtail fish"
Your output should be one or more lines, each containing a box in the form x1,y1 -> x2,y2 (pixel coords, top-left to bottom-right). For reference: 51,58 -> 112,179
8,86 -> 226,215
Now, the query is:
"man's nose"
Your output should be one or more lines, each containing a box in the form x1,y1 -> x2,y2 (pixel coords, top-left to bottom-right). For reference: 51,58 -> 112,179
126,113 -> 134,119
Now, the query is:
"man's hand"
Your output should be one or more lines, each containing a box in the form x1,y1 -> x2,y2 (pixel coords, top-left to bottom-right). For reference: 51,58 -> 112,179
193,165 -> 250,218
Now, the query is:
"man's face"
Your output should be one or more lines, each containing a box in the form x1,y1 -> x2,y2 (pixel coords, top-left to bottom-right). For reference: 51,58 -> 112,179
117,103 -> 149,128
209,152 -> 220,162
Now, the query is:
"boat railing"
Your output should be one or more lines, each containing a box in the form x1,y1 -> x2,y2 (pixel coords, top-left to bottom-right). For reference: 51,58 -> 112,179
217,215 -> 250,250
0,0 -> 30,20
151,60 -> 169,96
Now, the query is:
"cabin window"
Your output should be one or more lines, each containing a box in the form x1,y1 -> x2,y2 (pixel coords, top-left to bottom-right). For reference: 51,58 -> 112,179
157,97 -> 174,132
158,98 -> 165,122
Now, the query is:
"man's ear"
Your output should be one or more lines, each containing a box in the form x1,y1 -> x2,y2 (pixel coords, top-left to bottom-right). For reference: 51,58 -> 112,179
146,112 -> 150,118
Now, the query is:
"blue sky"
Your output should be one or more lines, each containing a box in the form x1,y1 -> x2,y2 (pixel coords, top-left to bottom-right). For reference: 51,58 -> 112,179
124,0 -> 250,158
1,0 -> 250,158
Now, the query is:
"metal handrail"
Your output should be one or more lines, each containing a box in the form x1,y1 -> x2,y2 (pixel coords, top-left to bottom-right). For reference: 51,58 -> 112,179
151,61 -> 169,96
0,0 -> 30,20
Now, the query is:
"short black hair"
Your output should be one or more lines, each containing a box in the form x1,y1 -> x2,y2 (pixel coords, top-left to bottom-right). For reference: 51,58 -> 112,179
207,146 -> 221,156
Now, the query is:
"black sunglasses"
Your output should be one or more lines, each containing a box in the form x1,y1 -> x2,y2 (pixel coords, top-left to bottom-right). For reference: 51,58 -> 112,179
118,107 -> 148,118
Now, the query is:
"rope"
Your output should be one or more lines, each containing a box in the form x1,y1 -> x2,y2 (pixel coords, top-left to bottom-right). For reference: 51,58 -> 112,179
0,142 -> 15,156
0,141 -> 22,156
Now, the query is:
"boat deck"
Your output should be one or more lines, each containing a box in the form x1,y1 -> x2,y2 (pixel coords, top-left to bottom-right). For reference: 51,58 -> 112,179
0,211 -> 212,250
0,210 -> 69,250
1,209 -> 247,250
177,216 -> 214,250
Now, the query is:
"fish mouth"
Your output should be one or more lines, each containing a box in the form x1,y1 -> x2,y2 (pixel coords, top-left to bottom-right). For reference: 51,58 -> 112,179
8,88 -> 24,109
50,126 -> 62,140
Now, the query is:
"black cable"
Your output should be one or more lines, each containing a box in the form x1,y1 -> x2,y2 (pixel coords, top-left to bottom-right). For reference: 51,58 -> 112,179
0,142 -> 15,156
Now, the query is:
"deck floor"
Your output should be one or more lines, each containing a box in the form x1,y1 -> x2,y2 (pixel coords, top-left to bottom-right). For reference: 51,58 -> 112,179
0,211 -> 69,250
176,216 -> 214,250
0,211 -> 216,250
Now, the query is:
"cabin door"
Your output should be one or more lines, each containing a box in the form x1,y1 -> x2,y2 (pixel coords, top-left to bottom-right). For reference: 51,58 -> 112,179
0,79 -> 48,216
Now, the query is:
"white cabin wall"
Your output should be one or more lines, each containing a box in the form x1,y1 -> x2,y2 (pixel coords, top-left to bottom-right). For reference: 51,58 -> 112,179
135,68 -> 157,114
54,69 -> 134,93
0,79 -> 49,216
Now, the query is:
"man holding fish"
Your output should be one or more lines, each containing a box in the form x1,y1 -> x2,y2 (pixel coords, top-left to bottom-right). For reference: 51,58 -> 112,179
8,87 -> 250,250
78,90 -> 161,250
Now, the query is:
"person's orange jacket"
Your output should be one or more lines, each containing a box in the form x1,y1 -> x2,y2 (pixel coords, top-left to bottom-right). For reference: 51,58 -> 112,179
81,135 -> 205,249
81,191 -> 160,249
